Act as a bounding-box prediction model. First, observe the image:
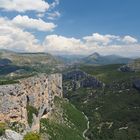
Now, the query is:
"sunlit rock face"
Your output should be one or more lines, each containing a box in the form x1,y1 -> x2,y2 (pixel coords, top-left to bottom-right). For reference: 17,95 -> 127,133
0,74 -> 62,132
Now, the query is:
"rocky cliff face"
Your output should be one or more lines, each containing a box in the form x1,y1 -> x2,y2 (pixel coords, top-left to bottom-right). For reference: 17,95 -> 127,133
0,74 -> 62,132
63,70 -> 103,92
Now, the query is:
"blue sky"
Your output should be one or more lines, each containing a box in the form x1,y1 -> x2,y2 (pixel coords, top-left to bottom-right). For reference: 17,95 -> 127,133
56,0 -> 140,38
0,0 -> 140,57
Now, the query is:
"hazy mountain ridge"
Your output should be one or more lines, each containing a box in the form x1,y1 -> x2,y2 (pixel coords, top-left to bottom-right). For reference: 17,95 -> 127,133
0,50 -> 64,77
56,52 -> 132,65
0,50 -> 134,66
0,50 -> 62,66
81,52 -> 132,65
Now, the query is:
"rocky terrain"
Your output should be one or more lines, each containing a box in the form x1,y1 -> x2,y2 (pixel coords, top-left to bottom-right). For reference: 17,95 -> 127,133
0,49 -> 140,140
63,70 -> 103,92
0,74 -> 62,133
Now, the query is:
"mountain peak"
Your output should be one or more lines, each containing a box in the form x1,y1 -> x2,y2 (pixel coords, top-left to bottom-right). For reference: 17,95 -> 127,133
88,52 -> 100,59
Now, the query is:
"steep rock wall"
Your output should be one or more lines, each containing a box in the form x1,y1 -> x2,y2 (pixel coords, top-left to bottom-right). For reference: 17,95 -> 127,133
0,73 -> 62,132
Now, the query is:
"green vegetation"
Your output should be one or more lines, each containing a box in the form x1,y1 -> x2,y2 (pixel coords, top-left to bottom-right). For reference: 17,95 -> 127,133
26,104 -> 38,126
55,96 -> 87,132
80,64 -> 140,83
0,123 -> 7,136
0,79 -> 18,85
40,97 -> 87,140
40,119 -> 85,140
64,64 -> 140,140
0,65 -> 20,75
23,132 -> 40,140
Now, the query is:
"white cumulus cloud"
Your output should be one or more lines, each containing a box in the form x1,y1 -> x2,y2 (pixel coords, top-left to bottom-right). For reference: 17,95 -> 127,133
12,15 -> 56,32
83,33 -> 120,45
122,36 -> 138,44
0,17 -> 139,57
0,17 -> 44,52
42,34 -> 140,57
43,35 -> 86,54
0,0 -> 50,13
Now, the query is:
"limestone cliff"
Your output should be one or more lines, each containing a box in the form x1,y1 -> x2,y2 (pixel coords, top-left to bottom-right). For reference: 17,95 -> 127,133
0,74 -> 62,132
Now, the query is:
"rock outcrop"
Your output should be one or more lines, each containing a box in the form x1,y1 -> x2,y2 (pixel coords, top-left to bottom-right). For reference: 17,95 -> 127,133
63,70 -> 102,91
0,74 -> 62,132
0,129 -> 23,140
133,79 -> 140,91
63,70 -> 87,81
80,76 -> 102,88
119,65 -> 134,72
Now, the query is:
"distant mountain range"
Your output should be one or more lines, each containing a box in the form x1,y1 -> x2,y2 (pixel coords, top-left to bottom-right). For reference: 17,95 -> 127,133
81,52 -> 132,65
57,52 -> 132,65
55,54 -> 85,64
0,50 -> 135,67
0,49 -> 63,76
0,49 -> 62,66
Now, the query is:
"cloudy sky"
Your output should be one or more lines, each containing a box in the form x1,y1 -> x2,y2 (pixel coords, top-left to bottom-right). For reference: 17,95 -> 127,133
0,0 -> 140,57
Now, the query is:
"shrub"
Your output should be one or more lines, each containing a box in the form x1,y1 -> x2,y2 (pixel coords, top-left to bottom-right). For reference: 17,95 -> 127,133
23,132 -> 40,140
0,123 -> 7,136
26,104 -> 38,126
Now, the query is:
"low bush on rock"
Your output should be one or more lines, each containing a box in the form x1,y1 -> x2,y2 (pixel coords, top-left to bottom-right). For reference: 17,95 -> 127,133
23,132 -> 40,140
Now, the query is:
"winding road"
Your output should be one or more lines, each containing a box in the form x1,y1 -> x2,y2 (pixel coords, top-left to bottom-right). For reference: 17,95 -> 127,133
82,112 -> 90,140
